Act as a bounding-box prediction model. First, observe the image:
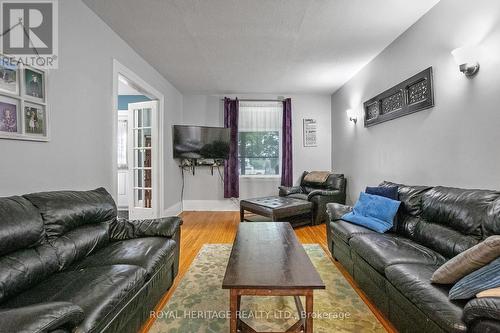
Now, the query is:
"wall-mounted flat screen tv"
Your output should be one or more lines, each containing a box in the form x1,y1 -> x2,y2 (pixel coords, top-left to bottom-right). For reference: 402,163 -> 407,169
173,125 -> 230,160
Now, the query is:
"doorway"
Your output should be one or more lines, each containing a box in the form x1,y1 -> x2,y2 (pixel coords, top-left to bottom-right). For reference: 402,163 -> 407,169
113,60 -> 165,220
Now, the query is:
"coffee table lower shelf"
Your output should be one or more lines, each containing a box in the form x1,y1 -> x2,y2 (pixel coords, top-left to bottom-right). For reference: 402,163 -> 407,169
229,288 -> 314,333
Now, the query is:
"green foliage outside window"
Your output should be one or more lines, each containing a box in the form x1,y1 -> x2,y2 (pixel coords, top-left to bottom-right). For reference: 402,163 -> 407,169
238,131 -> 280,175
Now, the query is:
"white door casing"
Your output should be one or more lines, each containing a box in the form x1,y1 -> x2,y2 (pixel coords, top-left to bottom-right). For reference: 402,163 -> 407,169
112,59 -> 166,219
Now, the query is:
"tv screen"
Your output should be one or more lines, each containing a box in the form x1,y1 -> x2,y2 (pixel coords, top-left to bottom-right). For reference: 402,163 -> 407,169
173,125 -> 230,160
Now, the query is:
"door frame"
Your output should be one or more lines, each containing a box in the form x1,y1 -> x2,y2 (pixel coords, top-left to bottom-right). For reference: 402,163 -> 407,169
112,59 -> 165,218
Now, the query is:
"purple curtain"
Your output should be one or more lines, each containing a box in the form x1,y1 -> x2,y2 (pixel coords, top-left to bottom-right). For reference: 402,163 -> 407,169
224,98 -> 239,198
281,98 -> 293,187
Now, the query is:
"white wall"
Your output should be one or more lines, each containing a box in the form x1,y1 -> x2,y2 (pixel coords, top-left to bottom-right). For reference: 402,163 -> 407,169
0,0 -> 183,215
331,0 -> 500,204
181,94 -> 332,210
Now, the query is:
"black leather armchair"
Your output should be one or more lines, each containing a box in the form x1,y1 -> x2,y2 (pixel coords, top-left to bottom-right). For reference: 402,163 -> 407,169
279,171 -> 346,225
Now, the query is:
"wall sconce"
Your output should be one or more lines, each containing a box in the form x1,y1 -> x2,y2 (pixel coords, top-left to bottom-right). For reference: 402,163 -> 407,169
346,109 -> 357,124
451,45 -> 480,77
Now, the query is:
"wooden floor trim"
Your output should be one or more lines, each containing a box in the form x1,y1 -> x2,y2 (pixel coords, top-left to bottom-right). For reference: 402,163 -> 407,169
139,211 -> 396,333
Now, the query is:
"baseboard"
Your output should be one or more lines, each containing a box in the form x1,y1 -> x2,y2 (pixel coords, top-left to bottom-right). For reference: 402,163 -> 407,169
182,200 -> 240,211
163,201 -> 183,216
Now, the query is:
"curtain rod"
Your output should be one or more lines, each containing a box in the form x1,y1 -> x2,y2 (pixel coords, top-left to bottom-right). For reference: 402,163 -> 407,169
219,98 -> 286,102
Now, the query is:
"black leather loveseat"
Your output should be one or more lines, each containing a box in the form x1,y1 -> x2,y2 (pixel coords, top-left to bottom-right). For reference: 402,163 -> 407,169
326,181 -> 500,333
279,171 -> 346,225
0,188 -> 181,333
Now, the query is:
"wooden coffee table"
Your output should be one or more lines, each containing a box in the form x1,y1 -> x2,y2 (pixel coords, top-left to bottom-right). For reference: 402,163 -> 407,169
222,222 -> 325,333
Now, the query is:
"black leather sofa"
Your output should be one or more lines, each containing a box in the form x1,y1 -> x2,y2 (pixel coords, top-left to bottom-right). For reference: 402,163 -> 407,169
279,171 -> 346,225
326,181 -> 500,333
0,188 -> 181,333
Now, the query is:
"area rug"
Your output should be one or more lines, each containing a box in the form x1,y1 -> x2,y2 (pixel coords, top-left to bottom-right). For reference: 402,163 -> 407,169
149,244 -> 386,333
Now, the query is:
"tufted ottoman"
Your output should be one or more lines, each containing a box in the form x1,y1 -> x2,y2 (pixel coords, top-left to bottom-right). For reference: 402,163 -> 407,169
240,196 -> 313,227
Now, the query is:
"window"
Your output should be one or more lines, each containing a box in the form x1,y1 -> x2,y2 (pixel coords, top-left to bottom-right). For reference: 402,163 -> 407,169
238,101 -> 282,176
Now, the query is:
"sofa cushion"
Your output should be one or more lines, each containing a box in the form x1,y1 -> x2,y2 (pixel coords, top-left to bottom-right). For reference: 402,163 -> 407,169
477,287 -> 500,298
366,185 -> 399,200
411,187 -> 500,259
301,173 -> 345,193
330,220 -> 376,243
380,181 -> 432,216
449,257 -> 500,300
349,233 -> 446,274
431,235 -> 500,284
0,196 -> 60,303
24,188 -> 116,270
303,171 -> 330,184
24,187 -> 116,239
72,237 -> 176,277
0,196 -> 45,256
396,215 -> 481,259
486,197 -> 500,237
342,192 -> 401,233
49,223 -> 110,270
3,264 -> 147,333
0,244 -> 59,303
385,263 -> 467,333
422,186 -> 500,237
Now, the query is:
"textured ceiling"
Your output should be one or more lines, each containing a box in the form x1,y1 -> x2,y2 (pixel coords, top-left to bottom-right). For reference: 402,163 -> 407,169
84,0 -> 440,94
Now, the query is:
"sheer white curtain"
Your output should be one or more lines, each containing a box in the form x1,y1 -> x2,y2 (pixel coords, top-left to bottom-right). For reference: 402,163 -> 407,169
238,101 -> 282,176
239,101 -> 282,132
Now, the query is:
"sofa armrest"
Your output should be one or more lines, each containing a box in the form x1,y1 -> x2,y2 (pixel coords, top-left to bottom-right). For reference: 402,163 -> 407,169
326,202 -> 353,221
109,216 -> 182,241
307,189 -> 342,201
0,302 -> 84,333
279,186 -> 302,197
464,297 -> 500,324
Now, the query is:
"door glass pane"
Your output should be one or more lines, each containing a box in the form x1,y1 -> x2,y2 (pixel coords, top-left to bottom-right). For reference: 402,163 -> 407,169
135,149 -> 145,167
134,109 -> 142,128
142,108 -> 151,127
144,169 -> 152,188
133,189 -> 152,209
133,149 -> 152,168
144,190 -> 152,208
134,189 -> 145,208
134,128 -> 151,148
134,169 -> 144,188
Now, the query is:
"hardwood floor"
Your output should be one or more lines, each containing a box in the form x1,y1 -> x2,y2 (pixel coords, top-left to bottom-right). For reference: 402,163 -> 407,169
140,211 -> 396,333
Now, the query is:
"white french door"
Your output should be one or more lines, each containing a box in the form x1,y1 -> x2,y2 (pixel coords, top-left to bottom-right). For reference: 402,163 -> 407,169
127,101 -> 159,219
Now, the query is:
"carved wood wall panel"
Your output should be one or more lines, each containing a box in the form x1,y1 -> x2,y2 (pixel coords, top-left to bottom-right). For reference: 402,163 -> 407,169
363,67 -> 434,127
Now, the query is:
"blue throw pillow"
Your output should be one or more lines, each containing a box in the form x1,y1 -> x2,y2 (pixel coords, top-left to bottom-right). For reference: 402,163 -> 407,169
366,186 -> 399,200
341,192 -> 401,233
449,257 -> 500,300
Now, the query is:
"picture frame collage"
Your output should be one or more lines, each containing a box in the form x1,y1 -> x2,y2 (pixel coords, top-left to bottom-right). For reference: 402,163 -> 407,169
0,57 -> 49,141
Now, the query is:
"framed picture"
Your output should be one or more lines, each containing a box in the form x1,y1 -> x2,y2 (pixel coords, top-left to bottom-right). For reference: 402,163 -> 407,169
24,103 -> 46,136
0,65 -> 48,141
24,67 -> 45,102
0,95 -> 20,135
0,61 -> 19,95
303,118 -> 317,147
